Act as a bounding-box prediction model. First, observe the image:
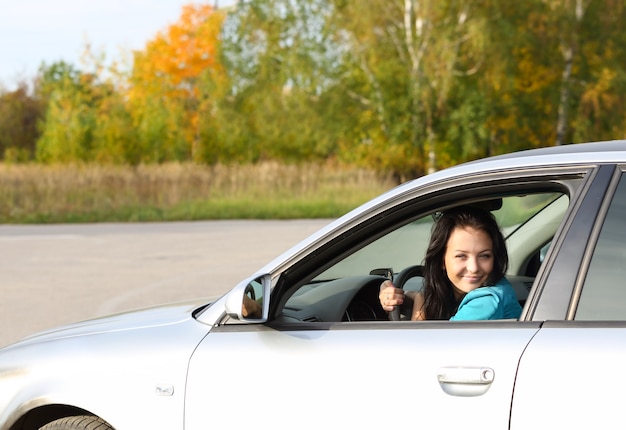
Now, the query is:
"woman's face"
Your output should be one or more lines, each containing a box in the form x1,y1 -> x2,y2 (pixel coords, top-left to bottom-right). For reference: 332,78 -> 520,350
443,226 -> 494,297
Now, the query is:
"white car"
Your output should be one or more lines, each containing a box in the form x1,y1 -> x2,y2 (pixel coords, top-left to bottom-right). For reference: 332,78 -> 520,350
2,140 -> 626,429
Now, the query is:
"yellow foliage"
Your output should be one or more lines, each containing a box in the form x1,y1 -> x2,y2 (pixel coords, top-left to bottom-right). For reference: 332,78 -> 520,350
513,47 -> 560,94
580,68 -> 621,115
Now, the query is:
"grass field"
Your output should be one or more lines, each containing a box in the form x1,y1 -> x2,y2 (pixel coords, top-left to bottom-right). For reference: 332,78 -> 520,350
0,162 -> 397,223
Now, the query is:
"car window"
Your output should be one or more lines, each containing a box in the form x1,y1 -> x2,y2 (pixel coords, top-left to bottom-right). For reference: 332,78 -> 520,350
496,193 -> 562,237
314,217 -> 433,281
280,192 -> 567,323
313,192 -> 563,282
576,171 -> 626,320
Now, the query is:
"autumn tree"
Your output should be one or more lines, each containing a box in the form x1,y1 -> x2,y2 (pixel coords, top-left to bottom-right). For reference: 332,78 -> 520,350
568,0 -> 626,143
478,0 -> 626,151
0,81 -> 43,161
128,3 -> 226,163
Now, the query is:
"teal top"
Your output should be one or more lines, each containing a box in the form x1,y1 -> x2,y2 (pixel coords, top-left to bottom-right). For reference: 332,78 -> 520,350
449,277 -> 522,320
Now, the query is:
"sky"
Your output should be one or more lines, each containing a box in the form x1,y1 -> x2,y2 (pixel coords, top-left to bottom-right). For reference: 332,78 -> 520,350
0,0 -> 234,91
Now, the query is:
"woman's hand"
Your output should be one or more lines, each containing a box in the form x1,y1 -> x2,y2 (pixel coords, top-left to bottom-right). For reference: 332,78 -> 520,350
242,294 -> 262,319
379,280 -> 405,312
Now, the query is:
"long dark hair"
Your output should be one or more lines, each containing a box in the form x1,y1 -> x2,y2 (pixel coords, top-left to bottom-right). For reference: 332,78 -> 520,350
421,205 -> 508,320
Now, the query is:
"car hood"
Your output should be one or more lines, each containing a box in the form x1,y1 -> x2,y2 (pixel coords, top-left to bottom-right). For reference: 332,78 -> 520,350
4,297 -> 215,350
0,297 -> 221,430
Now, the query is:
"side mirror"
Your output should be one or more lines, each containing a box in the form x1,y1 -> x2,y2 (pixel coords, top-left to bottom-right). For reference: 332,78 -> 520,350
224,274 -> 272,323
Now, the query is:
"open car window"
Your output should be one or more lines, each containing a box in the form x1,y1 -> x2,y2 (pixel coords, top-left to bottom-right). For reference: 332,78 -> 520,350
313,192 -> 564,282
279,192 -> 568,323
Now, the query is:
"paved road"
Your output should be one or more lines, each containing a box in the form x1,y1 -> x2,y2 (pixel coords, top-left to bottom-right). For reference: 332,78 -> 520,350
0,220 -> 332,348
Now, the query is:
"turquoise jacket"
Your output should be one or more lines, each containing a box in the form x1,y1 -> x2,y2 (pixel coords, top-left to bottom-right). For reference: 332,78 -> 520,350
449,277 -> 522,320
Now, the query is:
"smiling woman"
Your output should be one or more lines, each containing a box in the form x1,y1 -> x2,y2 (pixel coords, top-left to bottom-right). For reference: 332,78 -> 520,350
378,205 -> 521,321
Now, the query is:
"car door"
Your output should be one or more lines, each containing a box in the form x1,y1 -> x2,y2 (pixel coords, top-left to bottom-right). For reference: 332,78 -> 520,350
184,169 -> 588,430
186,322 -> 539,429
511,165 -> 626,429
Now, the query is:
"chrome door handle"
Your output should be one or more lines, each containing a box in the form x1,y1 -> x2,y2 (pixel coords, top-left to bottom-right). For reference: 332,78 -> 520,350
437,367 -> 495,397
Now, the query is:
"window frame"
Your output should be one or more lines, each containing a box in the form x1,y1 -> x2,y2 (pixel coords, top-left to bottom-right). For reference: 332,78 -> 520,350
268,166 -> 593,323
571,165 -> 626,320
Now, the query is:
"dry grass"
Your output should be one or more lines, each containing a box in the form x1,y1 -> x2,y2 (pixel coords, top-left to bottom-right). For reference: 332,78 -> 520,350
0,162 -> 397,223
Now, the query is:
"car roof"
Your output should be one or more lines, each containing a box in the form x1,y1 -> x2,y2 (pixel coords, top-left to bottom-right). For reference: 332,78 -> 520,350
463,139 -> 626,165
382,139 -> 622,194
394,139 -> 626,194
328,140 -> 626,236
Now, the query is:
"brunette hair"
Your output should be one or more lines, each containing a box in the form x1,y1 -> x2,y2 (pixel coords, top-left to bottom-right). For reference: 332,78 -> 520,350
421,205 -> 508,319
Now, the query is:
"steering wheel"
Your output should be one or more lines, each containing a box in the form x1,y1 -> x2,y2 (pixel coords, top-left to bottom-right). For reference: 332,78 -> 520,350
389,265 -> 425,321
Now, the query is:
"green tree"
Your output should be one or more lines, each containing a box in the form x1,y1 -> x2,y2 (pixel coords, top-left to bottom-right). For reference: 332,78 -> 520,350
207,0 -> 348,164
35,61 -> 134,163
35,62 -> 94,162
326,1 -> 491,177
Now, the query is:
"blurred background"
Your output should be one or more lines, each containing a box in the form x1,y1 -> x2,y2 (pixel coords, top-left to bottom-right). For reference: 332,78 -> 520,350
1,1 -> 625,224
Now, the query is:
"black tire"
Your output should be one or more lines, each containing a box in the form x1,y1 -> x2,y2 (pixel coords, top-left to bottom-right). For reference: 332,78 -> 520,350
39,415 -> 114,430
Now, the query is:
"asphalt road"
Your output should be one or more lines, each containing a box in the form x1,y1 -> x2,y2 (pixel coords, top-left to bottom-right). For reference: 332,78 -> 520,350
0,220 -> 332,348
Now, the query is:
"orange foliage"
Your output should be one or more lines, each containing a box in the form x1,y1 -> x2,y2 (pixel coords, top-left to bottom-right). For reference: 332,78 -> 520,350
128,3 -> 227,161
131,3 -> 225,93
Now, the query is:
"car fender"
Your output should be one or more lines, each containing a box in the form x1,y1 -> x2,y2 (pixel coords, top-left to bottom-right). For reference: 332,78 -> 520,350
0,303 -> 212,429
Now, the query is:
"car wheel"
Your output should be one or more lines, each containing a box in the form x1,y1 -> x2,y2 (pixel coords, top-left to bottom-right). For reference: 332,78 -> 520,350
39,415 -> 114,430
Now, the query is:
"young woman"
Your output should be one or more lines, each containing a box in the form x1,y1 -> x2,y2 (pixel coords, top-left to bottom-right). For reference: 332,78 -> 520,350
379,205 -> 522,320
